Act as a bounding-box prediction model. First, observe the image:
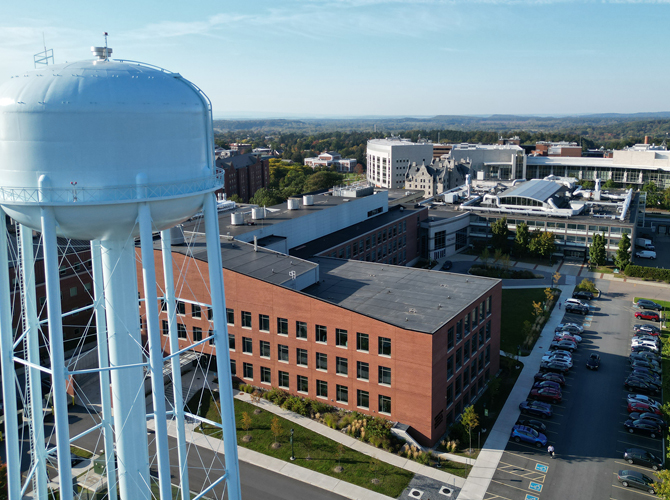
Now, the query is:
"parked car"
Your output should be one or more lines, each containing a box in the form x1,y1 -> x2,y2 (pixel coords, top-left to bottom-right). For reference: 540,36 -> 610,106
519,400 -> 552,419
565,298 -> 588,307
533,372 -> 566,386
529,388 -> 562,403
515,418 -> 547,434
630,370 -> 661,385
637,299 -> 663,311
635,250 -> 657,260
573,291 -> 595,301
617,470 -> 657,494
635,311 -> 661,322
440,260 -> 453,271
549,340 -> 577,352
510,425 -> 548,448
542,351 -> 572,366
630,359 -> 661,372
632,344 -> 659,354
627,394 -> 660,407
565,303 -> 589,315
532,380 -> 562,392
630,351 -> 661,363
633,334 -> 662,345
628,413 -> 668,430
553,333 -> 581,344
632,340 -> 660,352
624,448 -> 664,471
625,377 -> 660,395
634,324 -> 661,335
555,323 -> 584,334
625,419 -> 663,438
539,361 -> 571,374
586,353 -> 600,370
628,401 -> 662,416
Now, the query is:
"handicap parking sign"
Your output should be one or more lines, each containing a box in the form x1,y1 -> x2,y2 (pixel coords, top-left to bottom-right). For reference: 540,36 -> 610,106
529,482 -> 543,492
525,495 -> 540,500
535,463 -> 548,472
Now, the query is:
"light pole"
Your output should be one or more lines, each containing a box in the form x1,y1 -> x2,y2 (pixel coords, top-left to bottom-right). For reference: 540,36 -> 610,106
290,428 -> 295,461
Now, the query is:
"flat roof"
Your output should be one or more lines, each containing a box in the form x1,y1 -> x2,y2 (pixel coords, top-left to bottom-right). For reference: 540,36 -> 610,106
290,205 -> 423,259
166,237 -> 318,288
499,180 -> 563,203
305,258 -> 499,334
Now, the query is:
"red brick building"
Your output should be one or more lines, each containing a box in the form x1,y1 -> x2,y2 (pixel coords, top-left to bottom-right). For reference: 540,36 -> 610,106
215,153 -> 270,203
139,240 -> 501,446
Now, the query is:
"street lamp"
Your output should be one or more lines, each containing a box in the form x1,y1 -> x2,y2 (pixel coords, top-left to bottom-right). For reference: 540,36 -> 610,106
290,428 -> 295,461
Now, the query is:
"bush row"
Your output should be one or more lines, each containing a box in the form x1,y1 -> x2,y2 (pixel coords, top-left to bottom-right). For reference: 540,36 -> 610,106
469,266 -> 537,280
624,264 -> 670,282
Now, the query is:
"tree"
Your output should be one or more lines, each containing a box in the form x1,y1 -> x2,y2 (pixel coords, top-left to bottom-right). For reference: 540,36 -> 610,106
603,178 -> 617,189
480,248 -> 491,269
241,412 -> 252,437
544,287 -> 554,304
614,233 -> 631,270
532,301 -> 543,317
529,231 -> 556,260
270,416 -> 283,445
353,163 -> 365,175
227,194 -> 242,203
460,405 -> 479,456
589,233 -> 607,267
250,187 -> 283,207
514,222 -> 530,257
552,271 -> 561,288
493,248 -> 504,265
654,470 -> 669,497
490,217 -> 509,252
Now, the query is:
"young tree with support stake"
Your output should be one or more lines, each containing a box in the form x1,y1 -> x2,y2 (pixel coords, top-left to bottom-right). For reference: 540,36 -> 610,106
461,405 -> 480,459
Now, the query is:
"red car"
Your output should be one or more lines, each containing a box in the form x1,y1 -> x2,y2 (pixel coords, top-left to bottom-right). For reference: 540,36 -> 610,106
553,334 -> 580,344
533,371 -> 566,386
635,311 -> 661,322
628,401 -> 663,415
529,388 -> 562,403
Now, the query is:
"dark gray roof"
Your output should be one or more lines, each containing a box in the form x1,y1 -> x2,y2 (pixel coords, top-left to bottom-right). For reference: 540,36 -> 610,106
500,180 -> 562,203
304,258 -> 500,334
216,153 -> 261,170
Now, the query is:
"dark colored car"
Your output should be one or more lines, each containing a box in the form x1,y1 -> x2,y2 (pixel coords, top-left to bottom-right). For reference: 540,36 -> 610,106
625,419 -> 663,438
586,353 -> 600,370
515,418 -> 547,434
533,371 -> 565,386
549,340 -> 577,353
532,380 -> 562,392
630,370 -> 661,385
539,361 -> 570,374
627,394 -> 660,406
624,448 -> 663,471
510,425 -> 548,448
631,366 -> 662,380
565,303 -> 589,315
440,260 -> 453,271
630,359 -> 662,371
519,400 -> 552,419
628,401 -> 662,415
617,470 -> 657,494
630,352 -> 661,364
634,324 -> 661,335
529,388 -> 562,403
635,311 -> 661,322
629,413 -> 668,429
637,300 -> 663,311
573,291 -> 595,300
625,377 -> 660,395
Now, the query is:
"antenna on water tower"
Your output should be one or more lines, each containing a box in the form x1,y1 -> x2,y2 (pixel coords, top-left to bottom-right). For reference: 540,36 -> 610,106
33,32 -> 54,68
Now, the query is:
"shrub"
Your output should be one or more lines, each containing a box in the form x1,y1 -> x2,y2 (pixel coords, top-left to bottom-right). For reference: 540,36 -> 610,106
576,278 -> 598,293
323,413 -> 338,429
624,264 -> 670,282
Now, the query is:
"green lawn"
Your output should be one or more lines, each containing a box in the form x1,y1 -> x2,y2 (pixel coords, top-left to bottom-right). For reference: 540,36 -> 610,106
188,391 -> 414,498
501,288 -> 557,355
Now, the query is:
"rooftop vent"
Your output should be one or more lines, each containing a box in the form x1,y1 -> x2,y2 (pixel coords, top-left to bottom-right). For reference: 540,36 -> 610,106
91,46 -> 113,60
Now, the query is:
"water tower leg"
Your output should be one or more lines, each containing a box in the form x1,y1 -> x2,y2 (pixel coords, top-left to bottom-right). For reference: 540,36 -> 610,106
138,203 -> 172,500
18,224 -> 48,498
204,191 -> 241,500
90,240 -> 117,500
100,237 -> 150,500
40,207 -> 73,499
160,229 -> 190,499
0,212 -> 22,500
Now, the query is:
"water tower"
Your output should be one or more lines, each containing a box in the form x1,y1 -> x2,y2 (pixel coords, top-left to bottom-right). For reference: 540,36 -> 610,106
0,46 -> 241,499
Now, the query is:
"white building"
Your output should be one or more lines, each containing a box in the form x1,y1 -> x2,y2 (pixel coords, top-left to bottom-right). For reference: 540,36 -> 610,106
448,143 -> 526,181
304,151 -> 357,172
367,138 -> 433,189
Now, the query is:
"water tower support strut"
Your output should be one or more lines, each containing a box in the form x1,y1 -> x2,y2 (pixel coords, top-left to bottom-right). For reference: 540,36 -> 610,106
138,201 -> 172,500
0,212 -> 22,499
91,240 -> 118,500
40,206 -> 73,499
160,228 -> 190,499
204,191 -> 242,500
19,224 -> 48,498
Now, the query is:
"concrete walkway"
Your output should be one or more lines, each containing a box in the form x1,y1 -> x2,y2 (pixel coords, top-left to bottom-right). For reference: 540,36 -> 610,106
456,284 -> 575,500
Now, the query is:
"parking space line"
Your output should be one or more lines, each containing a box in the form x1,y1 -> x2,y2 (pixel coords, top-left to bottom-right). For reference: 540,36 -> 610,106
617,431 -> 663,443
499,461 -> 546,481
502,450 -> 550,465
614,460 -> 660,473
611,483 -> 656,498
484,494 -> 515,500
616,439 -> 664,452
510,440 -> 550,452
490,480 -> 537,495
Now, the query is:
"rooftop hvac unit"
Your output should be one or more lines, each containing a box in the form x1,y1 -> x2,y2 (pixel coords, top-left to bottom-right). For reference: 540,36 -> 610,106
170,225 -> 185,245
231,213 -> 244,225
303,195 -> 314,206
251,207 -> 266,220
287,198 -> 300,210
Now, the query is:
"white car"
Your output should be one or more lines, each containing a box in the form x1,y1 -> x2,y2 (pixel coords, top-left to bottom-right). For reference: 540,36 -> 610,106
542,352 -> 573,367
555,331 -> 583,343
565,298 -> 588,308
631,340 -> 659,352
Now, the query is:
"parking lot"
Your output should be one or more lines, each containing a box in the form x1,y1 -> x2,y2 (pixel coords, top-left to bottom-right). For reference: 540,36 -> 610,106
484,280 -> 666,500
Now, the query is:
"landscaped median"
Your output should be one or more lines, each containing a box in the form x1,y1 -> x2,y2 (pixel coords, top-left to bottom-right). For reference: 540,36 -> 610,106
501,287 -> 561,355
187,389 -> 416,497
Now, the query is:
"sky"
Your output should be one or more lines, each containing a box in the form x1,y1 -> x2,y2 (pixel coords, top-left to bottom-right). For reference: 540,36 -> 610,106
2,0 -> 669,118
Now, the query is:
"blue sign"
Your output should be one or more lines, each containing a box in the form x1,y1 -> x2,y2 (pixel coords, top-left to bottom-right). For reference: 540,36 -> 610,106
525,495 -> 540,500
535,463 -> 548,472
529,482 -> 543,492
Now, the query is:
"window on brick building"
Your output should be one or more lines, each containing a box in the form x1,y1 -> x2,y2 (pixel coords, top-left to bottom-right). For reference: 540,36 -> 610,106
192,304 -> 201,319
297,348 -> 308,367
378,337 -> 391,357
336,328 -> 348,347
226,308 -> 234,325
378,395 -> 391,415
297,375 -> 309,393
317,380 -> 328,398
177,323 -> 187,339
243,362 -> 253,380
261,366 -> 271,384
243,337 -> 252,354
378,366 -> 391,386
278,344 -> 288,362
277,317 -> 288,336
259,314 -> 270,332
336,357 -> 348,376
357,390 -> 369,409
316,352 -> 328,371
177,301 -> 186,315
296,321 -> 307,339
278,371 -> 289,389
315,325 -> 327,343
356,332 -> 369,352
357,361 -> 369,381
260,340 -> 271,358
228,334 -> 235,350
336,385 -> 348,404
193,327 -> 202,342
242,311 -> 252,328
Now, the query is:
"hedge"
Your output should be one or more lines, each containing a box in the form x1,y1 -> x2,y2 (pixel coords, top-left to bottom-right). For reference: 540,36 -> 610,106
624,264 -> 670,282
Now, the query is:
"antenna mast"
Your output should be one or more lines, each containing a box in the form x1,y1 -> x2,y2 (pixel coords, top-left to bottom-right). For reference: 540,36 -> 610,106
33,32 -> 54,68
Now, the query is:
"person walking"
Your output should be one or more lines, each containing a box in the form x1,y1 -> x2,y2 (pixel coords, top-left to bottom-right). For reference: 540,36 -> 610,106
547,445 -> 555,458
558,302 -> 561,310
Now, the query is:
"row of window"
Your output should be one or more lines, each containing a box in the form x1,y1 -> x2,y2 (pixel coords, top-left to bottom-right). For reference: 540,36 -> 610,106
234,362 -> 392,414
446,354 -> 489,408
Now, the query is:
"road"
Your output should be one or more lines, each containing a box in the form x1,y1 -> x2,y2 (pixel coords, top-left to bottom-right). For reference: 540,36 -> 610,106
485,279 -> 666,500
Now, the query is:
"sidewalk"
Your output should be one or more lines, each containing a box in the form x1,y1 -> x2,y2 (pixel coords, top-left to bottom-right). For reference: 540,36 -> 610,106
456,283 -> 575,500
